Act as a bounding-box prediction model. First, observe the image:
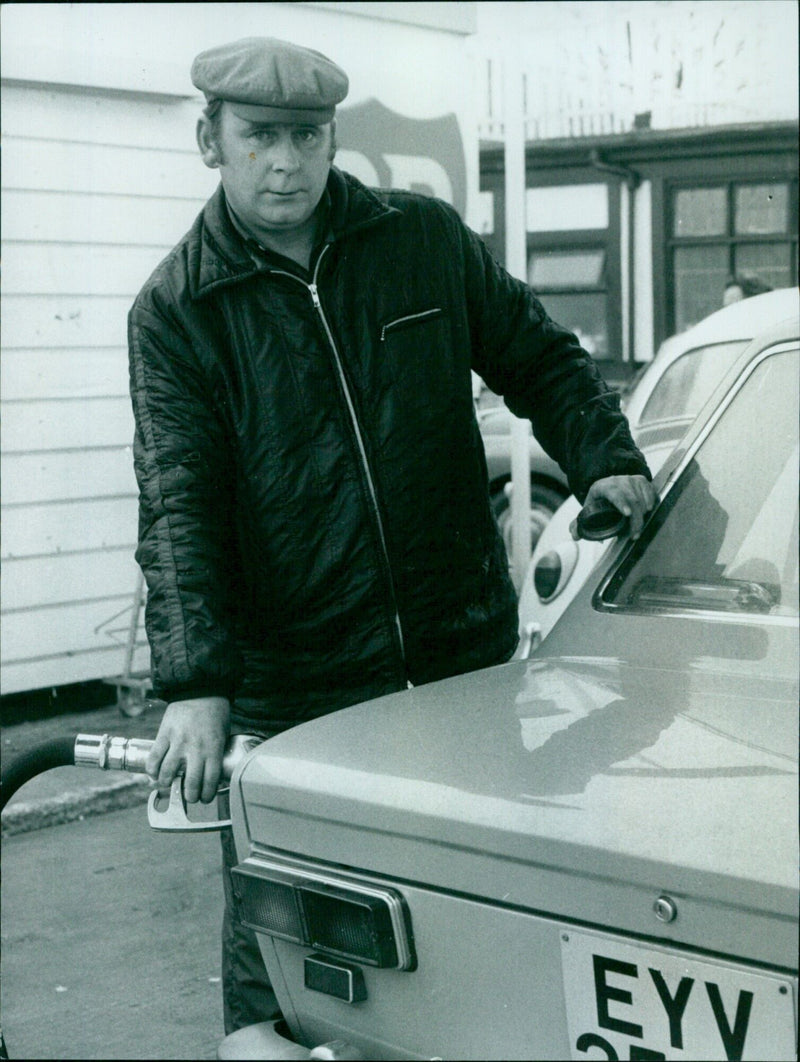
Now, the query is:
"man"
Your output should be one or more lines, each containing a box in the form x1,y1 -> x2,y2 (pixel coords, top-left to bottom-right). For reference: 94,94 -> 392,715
129,37 -> 655,1032
723,272 -> 773,306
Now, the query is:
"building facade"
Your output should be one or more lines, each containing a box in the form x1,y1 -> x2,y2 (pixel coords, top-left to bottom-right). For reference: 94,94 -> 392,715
480,121 -> 798,379
474,1 -> 799,378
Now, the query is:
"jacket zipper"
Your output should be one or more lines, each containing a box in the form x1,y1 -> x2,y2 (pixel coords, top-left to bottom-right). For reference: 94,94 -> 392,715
380,307 -> 442,342
270,247 -> 409,679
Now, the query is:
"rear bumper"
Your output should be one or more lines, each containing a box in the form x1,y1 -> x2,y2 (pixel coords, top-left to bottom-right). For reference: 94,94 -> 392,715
217,1020 -> 366,1061
217,1020 -> 309,1060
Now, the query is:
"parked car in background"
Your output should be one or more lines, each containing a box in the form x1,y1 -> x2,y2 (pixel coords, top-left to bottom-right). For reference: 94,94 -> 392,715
477,397 -> 569,555
221,316 -> 798,1060
516,287 -> 800,653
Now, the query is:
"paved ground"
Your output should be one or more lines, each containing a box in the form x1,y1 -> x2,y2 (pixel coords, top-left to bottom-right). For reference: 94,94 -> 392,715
1,698 -> 231,1059
2,698 -> 167,837
2,801 -> 224,1060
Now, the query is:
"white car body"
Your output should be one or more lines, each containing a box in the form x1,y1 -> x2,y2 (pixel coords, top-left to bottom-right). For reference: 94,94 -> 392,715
516,287 -> 800,652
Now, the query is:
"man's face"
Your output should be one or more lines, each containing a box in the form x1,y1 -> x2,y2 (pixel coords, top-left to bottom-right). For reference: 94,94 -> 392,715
202,104 -> 333,240
723,284 -> 744,307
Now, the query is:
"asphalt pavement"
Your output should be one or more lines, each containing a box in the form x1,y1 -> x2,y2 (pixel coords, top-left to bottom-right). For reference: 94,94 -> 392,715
2,697 -> 166,837
2,698 -> 228,1059
2,800 -> 224,1060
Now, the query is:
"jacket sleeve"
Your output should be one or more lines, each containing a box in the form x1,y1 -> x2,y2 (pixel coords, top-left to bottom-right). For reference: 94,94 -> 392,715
451,208 -> 651,503
128,292 -> 242,703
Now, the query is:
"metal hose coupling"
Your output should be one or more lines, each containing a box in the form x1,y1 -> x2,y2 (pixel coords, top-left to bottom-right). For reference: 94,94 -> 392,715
74,733 -> 153,773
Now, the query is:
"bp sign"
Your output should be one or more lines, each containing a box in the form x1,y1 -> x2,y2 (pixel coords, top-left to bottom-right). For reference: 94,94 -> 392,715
335,98 -> 467,219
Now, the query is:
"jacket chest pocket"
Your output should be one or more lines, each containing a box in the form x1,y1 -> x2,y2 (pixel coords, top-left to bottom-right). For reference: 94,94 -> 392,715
379,307 -> 457,416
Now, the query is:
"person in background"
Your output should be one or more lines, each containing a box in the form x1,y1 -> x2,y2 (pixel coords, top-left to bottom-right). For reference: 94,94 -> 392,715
723,272 -> 773,306
127,36 -> 656,1034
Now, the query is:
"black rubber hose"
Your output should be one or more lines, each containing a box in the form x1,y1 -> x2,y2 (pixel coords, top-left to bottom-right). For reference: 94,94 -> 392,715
1,734 -> 81,1059
0,736 -> 77,812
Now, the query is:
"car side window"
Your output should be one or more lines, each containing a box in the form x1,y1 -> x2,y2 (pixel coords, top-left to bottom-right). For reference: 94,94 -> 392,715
639,340 -> 748,425
603,347 -> 799,617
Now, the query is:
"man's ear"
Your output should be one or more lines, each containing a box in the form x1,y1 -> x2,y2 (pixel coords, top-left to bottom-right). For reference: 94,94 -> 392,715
328,118 -> 337,163
197,116 -> 222,168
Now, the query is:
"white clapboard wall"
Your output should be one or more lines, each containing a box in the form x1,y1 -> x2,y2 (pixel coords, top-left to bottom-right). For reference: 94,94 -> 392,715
1,83 -> 218,694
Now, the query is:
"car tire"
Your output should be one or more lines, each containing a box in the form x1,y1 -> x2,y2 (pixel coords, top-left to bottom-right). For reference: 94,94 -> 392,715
491,481 -> 566,556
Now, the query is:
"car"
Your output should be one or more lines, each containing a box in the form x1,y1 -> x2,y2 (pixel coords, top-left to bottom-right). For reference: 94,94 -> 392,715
219,314 -> 799,1060
516,287 -> 800,653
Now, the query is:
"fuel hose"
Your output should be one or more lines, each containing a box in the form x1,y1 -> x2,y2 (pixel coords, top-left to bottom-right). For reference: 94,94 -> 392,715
0,731 -> 258,1059
1,735 -> 82,1059
0,736 -> 78,813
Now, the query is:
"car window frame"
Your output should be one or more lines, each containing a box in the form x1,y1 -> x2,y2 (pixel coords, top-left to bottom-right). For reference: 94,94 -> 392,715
636,339 -> 750,428
593,339 -> 799,627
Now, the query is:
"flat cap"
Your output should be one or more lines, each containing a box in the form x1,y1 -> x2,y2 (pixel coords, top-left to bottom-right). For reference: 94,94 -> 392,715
191,37 -> 348,123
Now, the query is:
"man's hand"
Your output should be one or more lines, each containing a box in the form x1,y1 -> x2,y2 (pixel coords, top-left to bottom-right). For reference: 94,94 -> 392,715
146,696 -> 231,804
571,474 -> 657,541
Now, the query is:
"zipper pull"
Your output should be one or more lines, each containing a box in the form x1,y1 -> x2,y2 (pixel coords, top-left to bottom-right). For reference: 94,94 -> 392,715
308,283 -> 321,309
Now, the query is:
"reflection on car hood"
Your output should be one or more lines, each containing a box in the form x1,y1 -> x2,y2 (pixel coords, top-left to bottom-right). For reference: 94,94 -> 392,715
237,654 -> 798,965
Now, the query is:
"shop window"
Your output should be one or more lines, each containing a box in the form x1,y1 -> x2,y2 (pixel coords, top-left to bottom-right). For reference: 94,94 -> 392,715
528,248 -> 609,358
669,179 -> 798,332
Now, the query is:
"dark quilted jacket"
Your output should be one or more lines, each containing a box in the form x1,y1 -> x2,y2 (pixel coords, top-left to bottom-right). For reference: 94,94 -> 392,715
129,167 -> 650,729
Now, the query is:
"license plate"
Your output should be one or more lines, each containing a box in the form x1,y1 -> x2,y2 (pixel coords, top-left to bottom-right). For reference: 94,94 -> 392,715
560,928 -> 796,1060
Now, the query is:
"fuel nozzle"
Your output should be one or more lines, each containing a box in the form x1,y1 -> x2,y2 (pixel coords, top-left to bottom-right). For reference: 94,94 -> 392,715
72,732 -> 262,832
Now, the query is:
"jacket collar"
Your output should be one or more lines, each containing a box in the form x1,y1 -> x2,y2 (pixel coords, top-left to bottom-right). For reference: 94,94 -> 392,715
189,167 -> 400,299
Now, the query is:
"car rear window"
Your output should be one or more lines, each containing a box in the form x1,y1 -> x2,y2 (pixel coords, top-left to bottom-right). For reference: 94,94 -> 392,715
602,347 -> 799,617
639,340 -> 748,425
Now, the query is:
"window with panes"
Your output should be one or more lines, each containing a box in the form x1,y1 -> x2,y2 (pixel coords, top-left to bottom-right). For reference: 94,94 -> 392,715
527,241 -> 612,360
669,179 -> 798,333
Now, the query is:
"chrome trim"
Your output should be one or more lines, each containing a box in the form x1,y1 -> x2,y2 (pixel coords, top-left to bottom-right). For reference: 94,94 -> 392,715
595,341 -> 799,622
238,852 -> 415,970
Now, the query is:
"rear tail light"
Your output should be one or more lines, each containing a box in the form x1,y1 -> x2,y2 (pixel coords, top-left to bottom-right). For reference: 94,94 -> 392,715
299,882 -> 399,968
232,859 -> 415,970
233,868 -> 305,943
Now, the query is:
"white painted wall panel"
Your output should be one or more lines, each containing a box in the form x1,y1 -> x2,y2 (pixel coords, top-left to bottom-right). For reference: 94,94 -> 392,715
2,498 -> 139,559
2,450 -> 136,506
1,296 -> 133,349
2,398 -> 135,452
3,549 -> 141,612
1,81 -> 152,690
1,597 -> 146,662
1,85 -> 200,150
2,349 -> 129,401
2,645 -> 150,697
4,244 -> 169,300
4,137 -> 216,199
3,244 -> 171,298
2,190 -> 206,246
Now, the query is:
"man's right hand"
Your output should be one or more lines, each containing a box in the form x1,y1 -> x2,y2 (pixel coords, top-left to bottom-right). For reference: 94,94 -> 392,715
146,696 -> 231,805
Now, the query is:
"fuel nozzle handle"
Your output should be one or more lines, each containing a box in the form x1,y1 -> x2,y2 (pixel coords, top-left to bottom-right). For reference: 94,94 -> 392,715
73,732 -> 260,779
73,733 -> 262,832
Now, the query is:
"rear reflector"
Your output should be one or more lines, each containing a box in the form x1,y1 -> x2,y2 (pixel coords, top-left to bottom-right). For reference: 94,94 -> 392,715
304,953 -> 367,1003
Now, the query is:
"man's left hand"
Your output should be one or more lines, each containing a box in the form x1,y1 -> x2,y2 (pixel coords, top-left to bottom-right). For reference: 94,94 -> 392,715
571,474 -> 657,541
